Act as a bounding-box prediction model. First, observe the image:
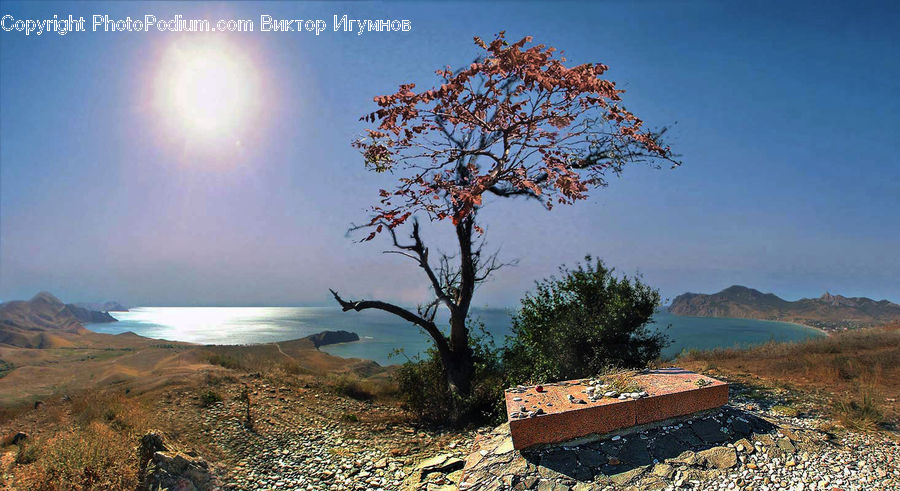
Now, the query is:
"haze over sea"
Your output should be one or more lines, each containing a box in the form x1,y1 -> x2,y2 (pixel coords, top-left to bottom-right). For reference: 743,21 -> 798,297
84,307 -> 825,366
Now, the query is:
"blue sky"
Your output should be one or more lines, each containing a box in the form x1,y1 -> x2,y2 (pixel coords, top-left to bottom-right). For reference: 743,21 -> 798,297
1,1 -> 898,307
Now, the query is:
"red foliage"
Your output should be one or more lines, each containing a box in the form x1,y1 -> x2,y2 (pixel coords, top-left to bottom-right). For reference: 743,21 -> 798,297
354,32 -> 678,237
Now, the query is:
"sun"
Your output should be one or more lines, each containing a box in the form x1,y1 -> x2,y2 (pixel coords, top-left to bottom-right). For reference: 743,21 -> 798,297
154,39 -> 259,139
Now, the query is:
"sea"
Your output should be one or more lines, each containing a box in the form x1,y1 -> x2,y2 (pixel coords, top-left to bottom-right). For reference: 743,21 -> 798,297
84,307 -> 826,366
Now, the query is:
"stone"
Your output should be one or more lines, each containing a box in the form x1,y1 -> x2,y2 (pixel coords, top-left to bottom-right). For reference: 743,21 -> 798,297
575,448 -> 605,468
690,419 -> 729,444
540,450 -> 578,477
494,438 -> 515,455
667,450 -> 701,466
669,426 -> 704,448
619,438 -> 652,466
649,434 -> 689,461
418,454 -> 465,476
697,446 -> 737,469
734,438 -> 754,454
609,465 -> 647,485
11,432 -> 27,445
730,418 -> 752,436
776,438 -> 796,454
537,480 -> 569,491
137,433 -> 215,491
652,463 -> 674,479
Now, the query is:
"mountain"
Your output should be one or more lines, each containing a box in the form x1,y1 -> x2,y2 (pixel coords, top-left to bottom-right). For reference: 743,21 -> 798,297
0,292 -> 87,347
668,285 -> 900,330
64,304 -> 118,324
74,301 -> 129,312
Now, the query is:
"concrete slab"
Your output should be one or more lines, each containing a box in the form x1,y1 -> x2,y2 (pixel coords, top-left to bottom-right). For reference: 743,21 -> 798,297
505,368 -> 728,449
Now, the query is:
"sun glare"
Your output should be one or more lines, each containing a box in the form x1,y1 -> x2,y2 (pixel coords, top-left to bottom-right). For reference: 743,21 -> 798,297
155,39 -> 259,139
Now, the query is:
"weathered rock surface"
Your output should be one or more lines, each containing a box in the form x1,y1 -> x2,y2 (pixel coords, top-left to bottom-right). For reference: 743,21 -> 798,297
64,303 -> 118,323
138,431 -> 216,491
458,403 -> 900,490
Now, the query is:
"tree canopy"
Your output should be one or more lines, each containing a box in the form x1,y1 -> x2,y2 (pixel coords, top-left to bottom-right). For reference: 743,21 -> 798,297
354,32 -> 680,238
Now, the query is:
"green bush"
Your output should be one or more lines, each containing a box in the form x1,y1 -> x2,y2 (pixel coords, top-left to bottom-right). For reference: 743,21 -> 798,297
503,256 -> 668,384
393,322 -> 504,427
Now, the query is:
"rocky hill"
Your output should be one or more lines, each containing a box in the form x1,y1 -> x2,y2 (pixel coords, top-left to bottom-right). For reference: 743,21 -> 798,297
669,285 -> 900,330
73,301 -> 129,312
0,292 -> 127,347
0,292 -> 88,347
306,330 -> 360,348
64,304 -> 118,323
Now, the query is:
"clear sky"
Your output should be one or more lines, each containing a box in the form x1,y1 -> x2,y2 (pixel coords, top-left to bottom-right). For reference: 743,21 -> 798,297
1,1 -> 898,307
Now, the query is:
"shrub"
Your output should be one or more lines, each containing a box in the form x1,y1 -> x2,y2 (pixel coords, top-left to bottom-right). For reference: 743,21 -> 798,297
503,257 -> 668,385
15,441 -> 38,465
394,322 -> 505,427
330,374 -> 375,401
834,386 -> 883,432
199,390 -> 222,408
207,353 -> 244,370
237,386 -> 254,430
15,422 -> 136,489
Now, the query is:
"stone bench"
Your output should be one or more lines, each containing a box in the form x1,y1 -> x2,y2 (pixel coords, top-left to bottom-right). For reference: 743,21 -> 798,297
505,368 -> 728,450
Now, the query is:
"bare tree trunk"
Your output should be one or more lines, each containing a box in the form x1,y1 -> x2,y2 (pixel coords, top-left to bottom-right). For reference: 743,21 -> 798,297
331,213 -> 489,400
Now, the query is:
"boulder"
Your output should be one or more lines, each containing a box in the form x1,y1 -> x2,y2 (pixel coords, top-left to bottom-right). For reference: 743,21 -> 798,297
417,453 -> 465,476
697,446 -> 737,469
137,431 -> 216,491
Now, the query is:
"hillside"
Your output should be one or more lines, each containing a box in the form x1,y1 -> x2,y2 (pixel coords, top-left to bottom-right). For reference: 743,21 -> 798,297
669,285 -> 900,330
0,292 -> 385,407
0,292 -> 88,348
64,304 -> 118,324
73,301 -> 129,312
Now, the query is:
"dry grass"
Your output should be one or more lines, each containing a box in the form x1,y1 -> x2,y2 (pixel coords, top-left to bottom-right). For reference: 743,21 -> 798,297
681,324 -> 900,429
598,371 -> 643,394
14,422 -> 136,490
327,373 -> 399,402
7,391 -> 159,490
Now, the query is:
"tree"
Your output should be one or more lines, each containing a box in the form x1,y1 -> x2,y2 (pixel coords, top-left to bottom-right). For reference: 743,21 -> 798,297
503,257 -> 668,384
330,33 -> 679,401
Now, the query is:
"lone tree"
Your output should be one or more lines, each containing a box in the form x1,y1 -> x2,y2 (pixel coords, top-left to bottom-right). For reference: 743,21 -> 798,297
330,33 -> 679,399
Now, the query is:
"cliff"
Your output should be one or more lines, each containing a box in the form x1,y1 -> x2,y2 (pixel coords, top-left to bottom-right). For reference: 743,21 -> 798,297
74,301 -> 129,312
65,304 -> 118,323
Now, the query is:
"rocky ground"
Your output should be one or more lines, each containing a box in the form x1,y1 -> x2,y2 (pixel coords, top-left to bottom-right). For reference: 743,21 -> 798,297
154,373 -> 475,491
456,387 -> 900,491
5,369 -> 896,490
150,373 -> 900,491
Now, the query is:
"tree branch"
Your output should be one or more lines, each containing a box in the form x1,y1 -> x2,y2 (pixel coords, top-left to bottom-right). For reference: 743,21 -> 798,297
328,289 -> 450,353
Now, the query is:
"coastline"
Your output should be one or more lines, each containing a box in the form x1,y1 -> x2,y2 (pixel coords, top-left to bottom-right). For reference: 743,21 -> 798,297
662,310 -> 832,338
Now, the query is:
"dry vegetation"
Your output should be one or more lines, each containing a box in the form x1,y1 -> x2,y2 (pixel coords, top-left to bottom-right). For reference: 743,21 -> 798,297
0,328 -> 407,489
680,322 -> 900,432
1,391 -> 160,490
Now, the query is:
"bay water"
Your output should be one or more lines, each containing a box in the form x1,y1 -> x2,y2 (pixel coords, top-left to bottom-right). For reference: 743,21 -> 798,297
85,307 -> 825,366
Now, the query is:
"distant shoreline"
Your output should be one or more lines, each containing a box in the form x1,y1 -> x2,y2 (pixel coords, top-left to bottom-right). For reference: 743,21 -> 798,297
663,311 -> 831,337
